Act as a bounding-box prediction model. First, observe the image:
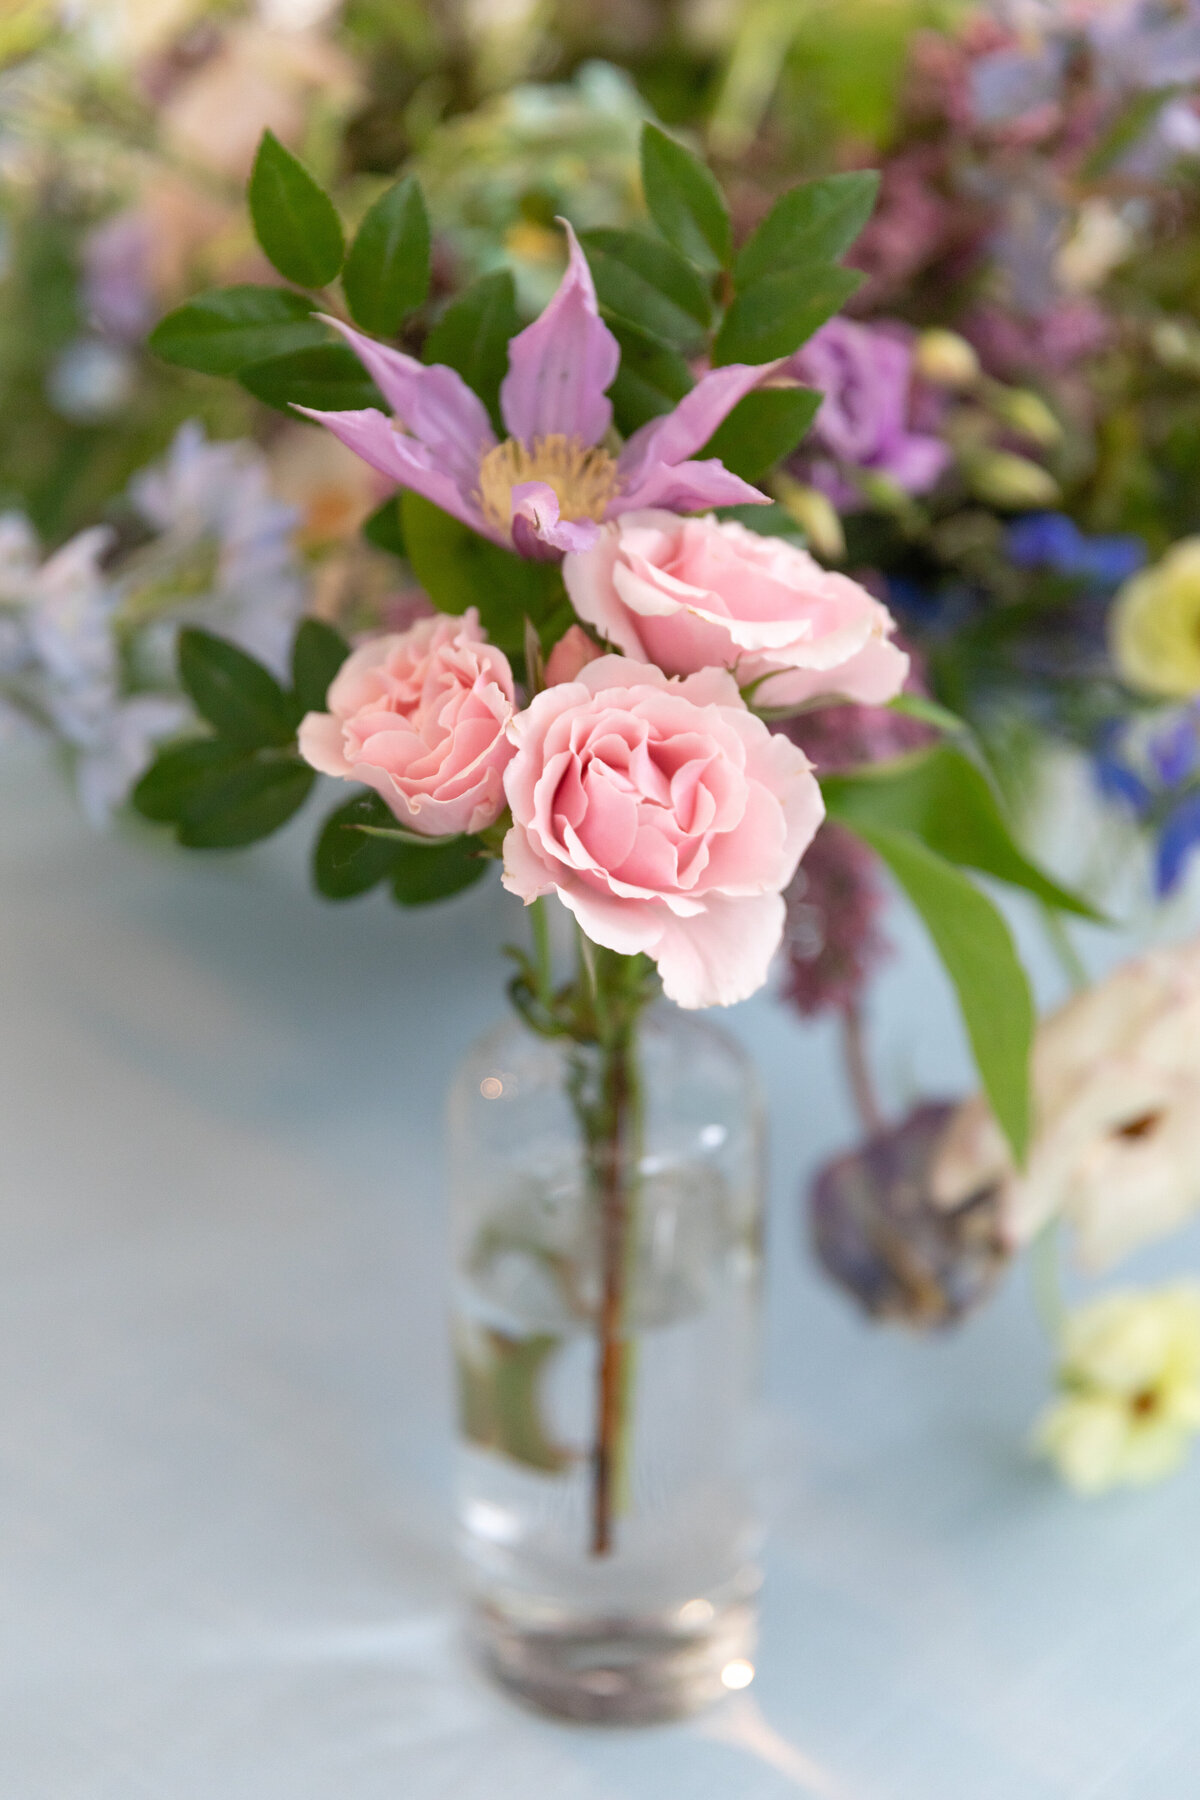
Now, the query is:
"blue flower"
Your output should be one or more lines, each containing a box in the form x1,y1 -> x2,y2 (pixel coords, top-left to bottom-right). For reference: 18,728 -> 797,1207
1156,791 -> 1200,896
1005,513 -> 1146,588
1094,751 -> 1153,816
1149,708 -> 1200,788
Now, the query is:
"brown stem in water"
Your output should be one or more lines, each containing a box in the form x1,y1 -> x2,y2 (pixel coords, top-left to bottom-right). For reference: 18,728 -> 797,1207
590,1031 -> 633,1557
841,1001 -> 884,1138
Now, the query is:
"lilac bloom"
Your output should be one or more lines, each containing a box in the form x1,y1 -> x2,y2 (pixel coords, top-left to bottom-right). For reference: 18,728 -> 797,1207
808,1101 -> 1010,1328
788,317 -> 950,512
969,44 -> 1068,127
301,223 -> 776,560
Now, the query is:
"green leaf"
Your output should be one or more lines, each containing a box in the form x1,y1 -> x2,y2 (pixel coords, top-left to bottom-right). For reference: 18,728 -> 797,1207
1083,86 -> 1172,179
734,172 -> 880,290
400,493 -> 567,663
456,1330 -> 570,1472
238,343 -> 384,414
291,618 -> 350,715
714,264 -> 864,366
178,629 -> 300,749
392,835 -> 488,906
604,316 -> 694,436
342,176 -> 430,337
248,129 -> 344,289
822,743 -> 1102,921
147,286 -> 327,376
362,495 -> 406,556
423,269 -> 520,436
131,739 -> 248,823
580,228 -> 712,350
850,824 -> 1033,1163
176,759 -> 316,849
640,123 -> 732,270
313,788 -> 403,899
700,386 -> 820,481
887,692 -> 969,736
714,501 -> 804,538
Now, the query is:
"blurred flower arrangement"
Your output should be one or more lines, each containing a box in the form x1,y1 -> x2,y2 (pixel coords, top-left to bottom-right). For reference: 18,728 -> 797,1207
4,0 -> 1200,1504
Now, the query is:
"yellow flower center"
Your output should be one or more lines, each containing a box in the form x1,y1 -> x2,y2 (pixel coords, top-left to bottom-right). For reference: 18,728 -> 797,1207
476,434 -> 620,538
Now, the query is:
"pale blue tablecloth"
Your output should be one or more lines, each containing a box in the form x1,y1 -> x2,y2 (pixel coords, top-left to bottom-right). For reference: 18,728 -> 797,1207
3,748 -> 1200,1799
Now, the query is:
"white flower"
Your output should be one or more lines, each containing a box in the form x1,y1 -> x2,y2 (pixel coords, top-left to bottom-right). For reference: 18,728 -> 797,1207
123,421 -> 307,678
933,938 -> 1200,1270
0,512 -> 186,824
1036,1285 -> 1200,1494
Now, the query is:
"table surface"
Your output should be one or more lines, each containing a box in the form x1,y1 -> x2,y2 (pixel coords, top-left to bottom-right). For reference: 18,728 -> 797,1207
4,748 -> 1200,1800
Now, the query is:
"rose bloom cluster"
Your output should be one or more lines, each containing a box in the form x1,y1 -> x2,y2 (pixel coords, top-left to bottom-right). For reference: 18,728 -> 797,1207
297,240 -> 908,1012
299,507 -> 907,1010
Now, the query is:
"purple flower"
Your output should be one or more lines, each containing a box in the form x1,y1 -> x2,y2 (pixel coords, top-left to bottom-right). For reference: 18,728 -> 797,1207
82,211 -> 156,344
780,820 -> 891,1019
808,1101 -> 1011,1328
965,297 -> 1111,379
1006,512 -> 1146,588
302,223 -> 774,560
789,317 -> 950,511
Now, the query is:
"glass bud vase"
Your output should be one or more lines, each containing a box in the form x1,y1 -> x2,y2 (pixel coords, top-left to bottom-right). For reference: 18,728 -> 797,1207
447,1000 -> 765,1724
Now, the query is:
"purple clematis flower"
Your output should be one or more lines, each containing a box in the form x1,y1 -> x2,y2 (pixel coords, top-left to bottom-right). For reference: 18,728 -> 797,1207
788,317 -> 950,512
301,223 -> 778,560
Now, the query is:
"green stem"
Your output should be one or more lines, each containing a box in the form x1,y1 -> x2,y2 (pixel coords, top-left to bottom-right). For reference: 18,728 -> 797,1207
1030,1218 -> 1067,1345
529,897 -> 553,1010
841,1002 -> 883,1137
1038,902 -> 1089,996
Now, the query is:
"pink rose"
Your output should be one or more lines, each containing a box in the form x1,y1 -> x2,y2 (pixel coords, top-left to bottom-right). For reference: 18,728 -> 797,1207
298,607 -> 515,836
543,623 -> 604,686
501,656 -> 824,1008
563,511 -> 909,711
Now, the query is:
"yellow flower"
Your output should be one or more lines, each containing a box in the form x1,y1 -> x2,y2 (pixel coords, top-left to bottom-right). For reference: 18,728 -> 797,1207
1110,538 -> 1200,698
1035,1284 -> 1200,1494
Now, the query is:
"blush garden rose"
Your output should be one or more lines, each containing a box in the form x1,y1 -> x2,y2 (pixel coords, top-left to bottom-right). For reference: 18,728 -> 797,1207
500,655 -> 825,1009
563,510 -> 909,711
298,608 -> 516,837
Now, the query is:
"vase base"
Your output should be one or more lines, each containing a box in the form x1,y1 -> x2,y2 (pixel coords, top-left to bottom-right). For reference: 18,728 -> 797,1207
468,1592 -> 757,1725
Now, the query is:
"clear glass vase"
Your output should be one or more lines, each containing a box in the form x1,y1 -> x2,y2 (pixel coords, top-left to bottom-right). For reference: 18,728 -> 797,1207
447,999 -> 765,1724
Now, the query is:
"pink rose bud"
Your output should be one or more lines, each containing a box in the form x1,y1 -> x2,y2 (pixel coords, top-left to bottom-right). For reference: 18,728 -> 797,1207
501,656 -> 825,1009
298,607 -> 515,837
563,511 -> 909,711
543,623 -> 604,686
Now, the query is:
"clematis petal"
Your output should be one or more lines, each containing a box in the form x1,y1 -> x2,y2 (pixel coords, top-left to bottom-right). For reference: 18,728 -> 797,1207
295,407 -> 499,541
617,361 -> 782,488
320,317 -> 496,487
611,456 -> 771,517
499,221 -> 620,449
510,481 -> 601,558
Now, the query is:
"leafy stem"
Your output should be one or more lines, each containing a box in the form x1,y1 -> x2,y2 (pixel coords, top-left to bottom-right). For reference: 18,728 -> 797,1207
1030,1219 -> 1067,1346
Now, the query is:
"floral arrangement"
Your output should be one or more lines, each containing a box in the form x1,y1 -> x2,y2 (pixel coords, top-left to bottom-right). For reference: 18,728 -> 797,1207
86,102 -> 1113,1548
6,0 -> 1200,1507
